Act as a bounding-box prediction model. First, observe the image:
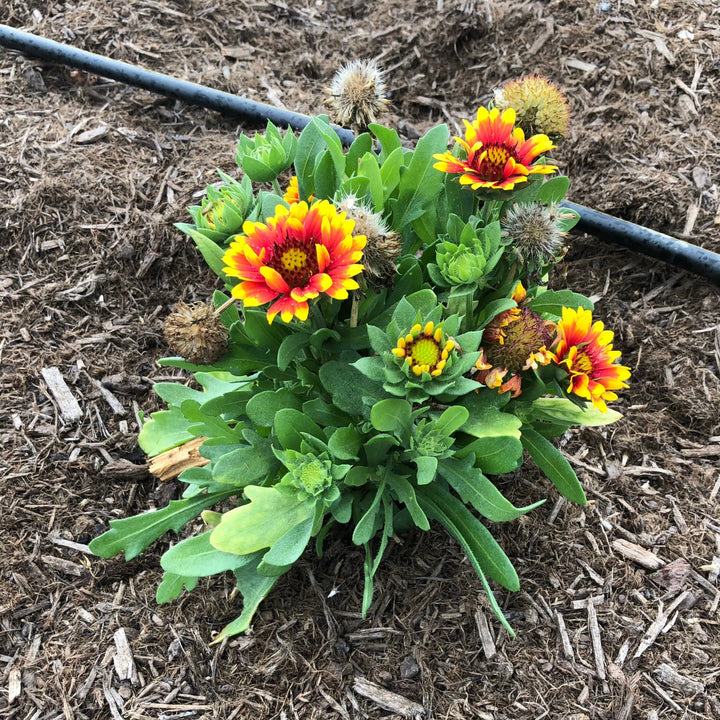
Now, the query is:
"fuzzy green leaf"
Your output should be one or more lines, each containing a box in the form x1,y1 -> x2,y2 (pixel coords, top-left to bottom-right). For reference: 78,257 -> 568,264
521,427 -> 587,505
161,531 -> 258,577
210,486 -> 316,555
89,489 -> 238,561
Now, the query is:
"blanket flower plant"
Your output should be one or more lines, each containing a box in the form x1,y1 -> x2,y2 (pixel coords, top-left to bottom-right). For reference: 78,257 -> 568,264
90,73 -> 630,642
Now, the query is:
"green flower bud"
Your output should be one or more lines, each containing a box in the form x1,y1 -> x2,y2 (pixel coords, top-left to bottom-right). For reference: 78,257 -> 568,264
436,240 -> 487,285
279,449 -> 334,497
236,121 -> 297,183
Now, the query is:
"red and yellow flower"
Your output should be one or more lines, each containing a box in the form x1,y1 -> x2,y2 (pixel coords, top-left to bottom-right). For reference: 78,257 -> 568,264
474,283 -> 554,397
551,307 -> 631,412
222,200 -> 365,323
433,107 -> 557,191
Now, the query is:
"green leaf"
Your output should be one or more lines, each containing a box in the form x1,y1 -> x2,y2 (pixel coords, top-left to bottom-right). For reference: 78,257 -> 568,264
212,444 -> 277,486
528,290 -> 594,319
295,118 -> 329,198
246,388 -> 303,428
161,531 -> 258,577
186,228 -> 235,283
89,489 -> 238,561
537,176 -> 570,204
438,456 -> 543,522
137,406 -> 195,456
415,455 -> 438,485
369,123 -> 402,162
417,483 -> 520,591
363,434 -> 399,466
432,406 -> 470,436
527,397 -> 622,426
370,399 -> 412,441
261,514 -> 315,567
390,124 -> 449,234
458,405 -> 523,475
211,561 -> 278,643
274,408 -> 324,450
319,361 -> 388,418
328,426 -> 362,460
277,332 -> 310,370
345,132 -> 373,174
352,476 -> 387,545
387,475 -> 429,530
379,146 -> 405,201
210,486 -> 316,555
521,427 -> 587,505
358,152 -> 384,213
313,150 -> 338,200
156,573 -> 198,604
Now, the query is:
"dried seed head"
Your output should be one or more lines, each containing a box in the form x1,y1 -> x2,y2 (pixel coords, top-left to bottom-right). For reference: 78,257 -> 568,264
338,195 -> 400,279
502,203 -> 569,268
163,301 -> 228,364
324,59 -> 390,134
494,75 -> 570,139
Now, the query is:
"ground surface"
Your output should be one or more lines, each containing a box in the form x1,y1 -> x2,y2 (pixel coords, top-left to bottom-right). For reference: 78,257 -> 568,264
1,1 -> 719,718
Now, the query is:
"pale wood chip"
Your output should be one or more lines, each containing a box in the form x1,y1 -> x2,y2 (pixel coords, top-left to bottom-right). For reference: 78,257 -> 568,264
556,611 -> 574,661
612,539 -> 663,570
353,676 -> 425,717
149,437 -> 210,481
8,668 -> 21,704
655,663 -> 704,696
41,554 -> 85,577
587,601 -> 606,680
113,628 -> 139,685
474,608 -> 496,659
75,125 -> 109,144
41,366 -> 83,422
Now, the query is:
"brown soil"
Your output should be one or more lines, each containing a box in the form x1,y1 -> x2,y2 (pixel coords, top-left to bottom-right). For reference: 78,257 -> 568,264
1,1 -> 719,718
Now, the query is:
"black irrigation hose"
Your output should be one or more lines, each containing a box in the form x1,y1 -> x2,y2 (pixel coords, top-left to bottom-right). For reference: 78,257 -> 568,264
0,24 -> 355,144
2,24 -> 720,284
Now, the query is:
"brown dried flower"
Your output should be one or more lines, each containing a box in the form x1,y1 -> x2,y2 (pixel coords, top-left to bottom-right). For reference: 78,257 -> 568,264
163,301 -> 228,364
324,59 -> 390,134
338,195 -> 401,279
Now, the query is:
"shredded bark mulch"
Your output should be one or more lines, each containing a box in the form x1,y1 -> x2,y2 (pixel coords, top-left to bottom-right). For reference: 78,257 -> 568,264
1,1 -> 719,718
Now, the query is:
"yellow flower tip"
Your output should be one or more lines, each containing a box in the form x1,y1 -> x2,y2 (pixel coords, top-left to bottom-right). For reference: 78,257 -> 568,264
405,333 -> 414,344
511,282 -> 527,303
443,340 -> 455,353
391,348 -> 405,358
412,365 -> 423,376
397,337 -> 406,349
411,324 -> 422,334
434,327 -> 443,343
431,369 -> 442,377
423,321 -> 434,336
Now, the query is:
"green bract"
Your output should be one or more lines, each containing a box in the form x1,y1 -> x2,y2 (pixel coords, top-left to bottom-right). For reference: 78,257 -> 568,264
236,120 -> 297,183
90,98 -> 628,644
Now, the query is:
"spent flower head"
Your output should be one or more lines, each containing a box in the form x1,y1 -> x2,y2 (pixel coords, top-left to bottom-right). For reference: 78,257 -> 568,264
163,301 -> 228,364
324,58 -> 390,133
502,202 -> 570,271
494,75 -> 570,139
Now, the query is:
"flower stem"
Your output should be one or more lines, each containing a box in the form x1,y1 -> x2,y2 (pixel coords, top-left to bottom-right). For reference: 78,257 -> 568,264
272,178 -> 282,196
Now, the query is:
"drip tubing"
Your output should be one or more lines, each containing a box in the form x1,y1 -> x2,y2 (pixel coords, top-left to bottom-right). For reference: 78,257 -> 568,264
2,24 -> 719,284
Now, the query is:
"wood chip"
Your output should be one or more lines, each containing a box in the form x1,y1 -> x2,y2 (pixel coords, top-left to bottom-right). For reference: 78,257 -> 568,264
75,125 -> 109,144
113,628 -> 139,685
93,378 -> 126,416
655,663 -> 704,696
648,557 -> 691,592
633,591 -> 691,660
353,677 -> 425,717
474,608 -> 496,659
587,601 -> 606,681
41,366 -> 83,422
556,611 -> 574,661
566,58 -> 598,73
41,554 -> 86,577
612,539 -> 663,570
149,436 -> 210,481
8,668 -> 21,704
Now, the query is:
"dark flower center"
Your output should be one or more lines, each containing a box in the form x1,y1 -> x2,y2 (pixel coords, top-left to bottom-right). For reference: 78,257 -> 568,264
486,308 -> 551,373
475,145 -> 513,181
269,236 -> 319,289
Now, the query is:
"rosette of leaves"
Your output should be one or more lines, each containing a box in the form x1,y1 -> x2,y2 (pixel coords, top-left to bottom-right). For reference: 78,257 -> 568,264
428,214 -> 505,287
236,120 -> 297,183
355,289 -> 483,404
